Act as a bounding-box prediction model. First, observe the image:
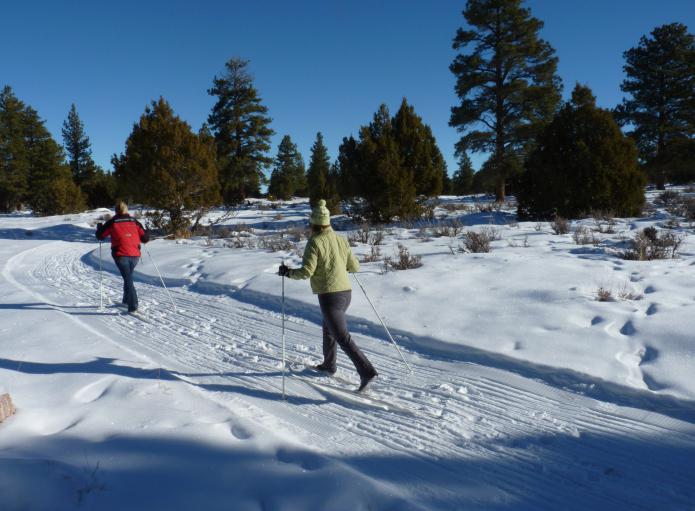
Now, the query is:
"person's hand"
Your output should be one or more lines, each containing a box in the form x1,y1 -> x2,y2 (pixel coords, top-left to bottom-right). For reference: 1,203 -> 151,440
96,222 -> 103,229
278,264 -> 291,277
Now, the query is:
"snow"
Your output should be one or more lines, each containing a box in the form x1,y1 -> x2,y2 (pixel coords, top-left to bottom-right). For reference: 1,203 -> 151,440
1,190 -> 694,510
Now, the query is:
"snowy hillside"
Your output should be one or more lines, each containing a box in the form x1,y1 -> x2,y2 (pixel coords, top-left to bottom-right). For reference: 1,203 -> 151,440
1,190 -> 694,510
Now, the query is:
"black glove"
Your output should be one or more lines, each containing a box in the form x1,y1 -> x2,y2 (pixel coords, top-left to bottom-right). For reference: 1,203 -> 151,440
278,264 -> 291,277
96,222 -> 103,229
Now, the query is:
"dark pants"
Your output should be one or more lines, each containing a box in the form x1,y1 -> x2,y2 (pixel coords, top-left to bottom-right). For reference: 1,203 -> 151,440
115,256 -> 140,311
318,290 -> 376,379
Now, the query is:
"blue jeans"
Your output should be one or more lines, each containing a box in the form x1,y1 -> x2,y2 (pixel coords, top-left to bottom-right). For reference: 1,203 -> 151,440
115,256 -> 140,311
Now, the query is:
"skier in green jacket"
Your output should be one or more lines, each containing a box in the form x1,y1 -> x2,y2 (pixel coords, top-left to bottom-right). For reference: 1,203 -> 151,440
279,200 -> 378,392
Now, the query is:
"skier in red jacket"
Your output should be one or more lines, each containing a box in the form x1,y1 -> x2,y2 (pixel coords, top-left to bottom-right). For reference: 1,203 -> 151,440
96,200 -> 150,313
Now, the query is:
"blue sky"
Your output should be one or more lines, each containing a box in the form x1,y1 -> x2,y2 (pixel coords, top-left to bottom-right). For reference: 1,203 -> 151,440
2,1 -> 694,175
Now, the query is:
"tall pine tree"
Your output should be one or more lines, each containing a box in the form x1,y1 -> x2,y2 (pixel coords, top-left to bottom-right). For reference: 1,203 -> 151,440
268,135 -> 306,200
0,86 -> 29,211
207,58 -> 274,204
62,104 -> 95,186
615,23 -> 695,189
0,86 -> 83,215
392,98 -> 447,197
450,0 -> 561,202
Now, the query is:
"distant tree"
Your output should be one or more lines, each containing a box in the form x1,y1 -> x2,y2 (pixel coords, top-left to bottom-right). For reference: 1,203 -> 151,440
0,86 -> 29,211
451,153 -> 475,195
268,135 -> 306,200
0,87 -> 84,215
62,104 -> 96,186
113,98 -> 221,235
450,0 -> 562,202
335,135 -> 360,201
207,58 -> 274,204
615,23 -> 695,189
355,104 -> 417,222
517,84 -> 645,219
392,98 -> 447,197
81,168 -> 117,208
306,132 -> 339,214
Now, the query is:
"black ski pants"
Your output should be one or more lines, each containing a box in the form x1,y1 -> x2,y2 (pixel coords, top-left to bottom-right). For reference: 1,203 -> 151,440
318,290 -> 376,379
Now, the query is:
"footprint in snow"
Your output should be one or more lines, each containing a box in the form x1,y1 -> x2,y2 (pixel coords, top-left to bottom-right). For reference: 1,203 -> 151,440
275,448 -> 326,471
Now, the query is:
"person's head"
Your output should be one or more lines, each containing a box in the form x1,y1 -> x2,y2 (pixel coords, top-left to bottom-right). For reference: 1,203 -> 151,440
310,199 -> 331,231
115,200 -> 128,215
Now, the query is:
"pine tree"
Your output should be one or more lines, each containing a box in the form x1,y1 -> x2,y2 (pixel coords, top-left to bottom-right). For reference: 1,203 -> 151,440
517,84 -> 645,219
451,153 -> 475,195
355,105 -> 417,222
0,86 -> 31,212
615,23 -> 695,189
207,58 -> 274,204
450,0 -> 562,202
0,87 -> 83,215
335,135 -> 360,201
113,98 -> 221,234
306,132 -> 331,208
62,104 -> 96,186
268,135 -> 306,200
392,98 -> 447,197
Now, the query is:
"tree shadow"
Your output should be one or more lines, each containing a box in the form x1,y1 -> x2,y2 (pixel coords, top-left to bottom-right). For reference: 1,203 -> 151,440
0,224 -> 97,243
4,428 -> 694,510
0,357 -> 322,405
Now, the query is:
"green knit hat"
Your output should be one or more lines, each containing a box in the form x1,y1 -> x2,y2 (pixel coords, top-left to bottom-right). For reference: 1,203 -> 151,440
310,199 -> 331,226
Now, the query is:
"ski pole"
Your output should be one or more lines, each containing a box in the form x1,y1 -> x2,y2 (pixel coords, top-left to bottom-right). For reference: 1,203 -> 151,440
281,259 -> 286,400
352,273 -> 414,375
98,242 -> 104,311
144,244 -> 177,312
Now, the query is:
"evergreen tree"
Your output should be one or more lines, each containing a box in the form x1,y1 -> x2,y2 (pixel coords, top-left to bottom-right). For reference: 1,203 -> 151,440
517,84 -> 645,219
82,167 -> 117,208
450,0 -> 562,202
0,86 -> 29,211
268,135 -> 306,200
392,98 -> 447,197
451,153 -> 475,195
62,104 -> 96,185
306,132 -> 332,208
113,98 -> 221,234
355,105 -> 417,222
615,23 -> 695,189
335,135 -> 360,200
207,58 -> 274,204
0,87 -> 83,215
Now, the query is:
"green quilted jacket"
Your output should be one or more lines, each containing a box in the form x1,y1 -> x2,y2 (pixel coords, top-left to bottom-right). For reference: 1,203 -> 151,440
288,227 -> 360,294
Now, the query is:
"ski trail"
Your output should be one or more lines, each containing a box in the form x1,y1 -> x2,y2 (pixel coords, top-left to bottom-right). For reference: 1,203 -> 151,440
5,240 -> 695,510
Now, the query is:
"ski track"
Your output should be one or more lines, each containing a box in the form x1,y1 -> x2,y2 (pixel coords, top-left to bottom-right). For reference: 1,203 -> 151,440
6,240 -> 695,510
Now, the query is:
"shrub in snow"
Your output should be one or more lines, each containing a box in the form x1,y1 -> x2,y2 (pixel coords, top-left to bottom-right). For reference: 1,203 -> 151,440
460,230 -> 494,253
621,226 -> 684,260
517,85 -> 645,220
596,287 -> 613,302
361,245 -> 382,263
383,243 -> 422,271
551,216 -> 570,235
573,225 -> 598,245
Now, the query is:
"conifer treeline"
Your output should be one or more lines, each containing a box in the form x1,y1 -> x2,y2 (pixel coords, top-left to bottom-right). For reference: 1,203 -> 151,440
1,2 -> 693,224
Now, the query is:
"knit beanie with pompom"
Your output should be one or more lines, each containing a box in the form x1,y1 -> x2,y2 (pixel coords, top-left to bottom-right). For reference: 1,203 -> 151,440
310,199 -> 331,226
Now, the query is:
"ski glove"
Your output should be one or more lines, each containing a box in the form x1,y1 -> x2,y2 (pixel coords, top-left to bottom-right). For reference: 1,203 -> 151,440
278,264 -> 291,277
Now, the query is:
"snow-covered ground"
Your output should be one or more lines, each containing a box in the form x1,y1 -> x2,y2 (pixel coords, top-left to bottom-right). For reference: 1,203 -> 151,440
1,191 -> 694,510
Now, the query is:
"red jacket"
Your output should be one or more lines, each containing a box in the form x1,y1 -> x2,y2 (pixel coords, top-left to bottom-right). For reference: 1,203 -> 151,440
96,214 -> 149,257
